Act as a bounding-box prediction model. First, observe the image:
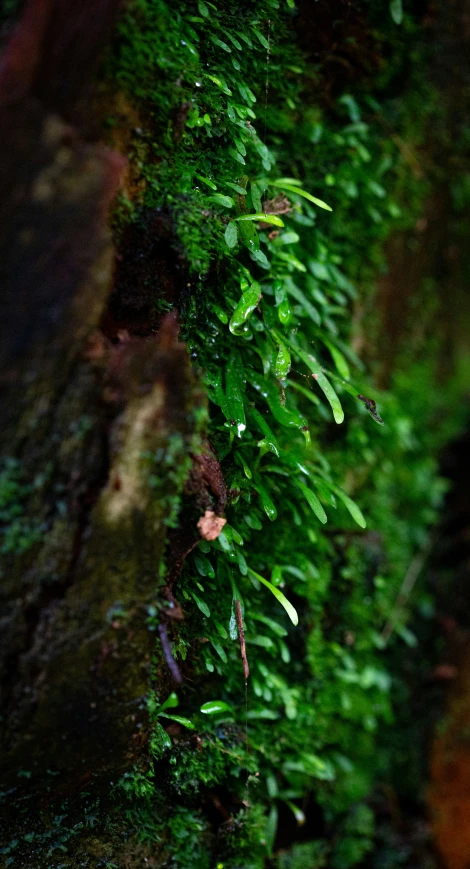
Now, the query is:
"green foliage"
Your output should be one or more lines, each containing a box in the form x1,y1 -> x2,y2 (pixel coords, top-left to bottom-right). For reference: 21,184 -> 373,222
0,459 -> 42,554
106,0 -> 468,866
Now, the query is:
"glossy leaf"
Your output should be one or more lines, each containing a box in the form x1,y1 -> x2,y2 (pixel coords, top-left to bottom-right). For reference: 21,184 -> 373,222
279,334 -> 344,424
275,343 -> 291,378
200,700 -> 234,715
248,568 -> 299,626
249,406 -> 280,456
225,350 -> 247,436
235,213 -> 285,227
271,180 -> 332,211
252,478 -> 278,521
159,713 -> 196,730
158,692 -> 179,712
229,283 -> 262,334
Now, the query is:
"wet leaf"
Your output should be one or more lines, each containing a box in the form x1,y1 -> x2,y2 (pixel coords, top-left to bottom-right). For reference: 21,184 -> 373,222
225,350 -> 246,436
252,478 -> 278,521
229,283 -> 261,333
195,174 -> 217,190
278,297 -> 292,324
275,343 -> 291,378
249,407 -> 280,456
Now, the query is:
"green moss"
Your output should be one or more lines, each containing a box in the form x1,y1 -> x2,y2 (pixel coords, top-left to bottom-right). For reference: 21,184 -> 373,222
103,0 -> 470,866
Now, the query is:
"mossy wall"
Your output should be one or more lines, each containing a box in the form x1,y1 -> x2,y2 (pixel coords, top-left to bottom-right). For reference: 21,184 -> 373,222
1,0 -> 469,867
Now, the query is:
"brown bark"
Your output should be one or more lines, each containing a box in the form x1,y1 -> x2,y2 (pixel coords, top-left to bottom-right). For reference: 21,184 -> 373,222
0,3 -> 202,865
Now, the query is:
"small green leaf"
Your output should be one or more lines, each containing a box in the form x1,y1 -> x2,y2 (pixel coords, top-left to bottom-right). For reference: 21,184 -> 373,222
297,481 -> 327,524
191,592 -> 210,617
235,452 -> 253,479
225,182 -> 248,195
286,282 -> 321,325
229,283 -> 261,333
200,700 -> 234,715
271,180 -> 332,211
225,221 -> 238,248
158,692 -> 179,712
321,337 -> 350,380
275,344 -> 291,378
248,568 -> 299,626
229,148 -> 246,165
252,27 -> 270,49
204,74 -> 232,95
159,713 -> 195,730
225,350 -> 246,436
211,35 -> 231,52
335,489 -> 366,528
252,479 -> 277,521
251,182 -> 263,213
278,298 -> 291,324
247,709 -> 280,720
249,407 -> 280,456
279,334 -> 344,424
235,213 -> 285,227
390,0 -> 403,24
195,174 -> 217,190
198,0 -> 209,15
209,193 -> 234,208
212,303 -> 228,324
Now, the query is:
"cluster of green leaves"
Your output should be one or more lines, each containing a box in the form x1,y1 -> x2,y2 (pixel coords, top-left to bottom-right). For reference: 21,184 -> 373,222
0,458 -> 43,555
108,1 -> 467,866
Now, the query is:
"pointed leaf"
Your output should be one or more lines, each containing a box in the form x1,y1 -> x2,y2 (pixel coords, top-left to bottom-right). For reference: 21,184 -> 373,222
159,713 -> 195,730
297,481 -> 327,524
235,213 -> 285,227
271,180 -> 332,211
335,489 -> 366,528
278,334 -> 344,424
248,568 -> 299,626
252,478 -> 277,520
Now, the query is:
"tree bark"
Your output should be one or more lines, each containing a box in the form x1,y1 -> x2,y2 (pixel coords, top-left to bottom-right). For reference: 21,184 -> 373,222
0,3 -> 200,864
